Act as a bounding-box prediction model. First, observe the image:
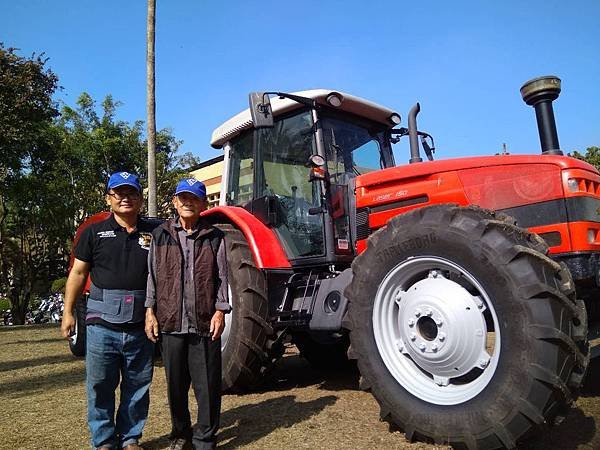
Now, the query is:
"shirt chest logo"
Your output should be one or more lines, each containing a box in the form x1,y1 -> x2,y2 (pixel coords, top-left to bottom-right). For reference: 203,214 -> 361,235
139,232 -> 152,250
97,230 -> 117,238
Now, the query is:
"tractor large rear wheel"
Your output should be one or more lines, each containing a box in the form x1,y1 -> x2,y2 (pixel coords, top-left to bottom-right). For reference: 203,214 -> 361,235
219,225 -> 275,391
68,295 -> 87,357
345,205 -> 588,449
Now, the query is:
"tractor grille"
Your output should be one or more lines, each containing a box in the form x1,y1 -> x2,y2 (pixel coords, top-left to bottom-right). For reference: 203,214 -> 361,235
356,207 -> 370,240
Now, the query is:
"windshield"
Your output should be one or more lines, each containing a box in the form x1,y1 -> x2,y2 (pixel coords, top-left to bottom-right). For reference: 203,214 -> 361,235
321,115 -> 389,183
256,111 -> 324,258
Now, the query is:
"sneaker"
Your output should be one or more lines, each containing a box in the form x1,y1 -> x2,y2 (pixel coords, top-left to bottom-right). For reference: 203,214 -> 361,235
168,438 -> 192,450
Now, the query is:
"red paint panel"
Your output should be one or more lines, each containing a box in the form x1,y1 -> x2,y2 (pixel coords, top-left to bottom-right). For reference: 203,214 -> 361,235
528,223 -> 572,254
565,221 -> 600,252
69,211 -> 111,292
356,238 -> 367,254
530,221 -> 600,254
356,172 -> 468,229
202,206 -> 291,269
459,164 -> 563,210
356,155 -> 597,191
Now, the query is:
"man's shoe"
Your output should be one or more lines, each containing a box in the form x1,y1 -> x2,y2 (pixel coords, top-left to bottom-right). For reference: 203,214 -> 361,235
168,438 -> 192,450
123,444 -> 143,450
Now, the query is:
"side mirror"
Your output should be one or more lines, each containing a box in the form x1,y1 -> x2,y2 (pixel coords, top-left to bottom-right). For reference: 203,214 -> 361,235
249,92 -> 274,128
307,154 -> 327,182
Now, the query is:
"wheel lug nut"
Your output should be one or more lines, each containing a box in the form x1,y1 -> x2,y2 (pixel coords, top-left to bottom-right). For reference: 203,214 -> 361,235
435,318 -> 443,326
479,358 -> 490,368
410,332 -> 416,341
408,318 -> 415,327
419,343 -> 426,351
438,332 -> 446,341
426,309 -> 433,316
431,343 -> 438,352
415,308 -> 422,317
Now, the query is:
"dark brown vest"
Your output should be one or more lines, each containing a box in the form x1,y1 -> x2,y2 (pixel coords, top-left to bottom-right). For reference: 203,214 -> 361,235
152,219 -> 222,333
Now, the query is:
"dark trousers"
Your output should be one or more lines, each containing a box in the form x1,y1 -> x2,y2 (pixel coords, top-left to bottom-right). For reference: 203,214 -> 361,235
160,333 -> 222,450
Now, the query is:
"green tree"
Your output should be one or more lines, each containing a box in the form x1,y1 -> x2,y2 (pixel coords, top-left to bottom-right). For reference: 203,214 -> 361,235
55,92 -> 195,220
0,44 -> 60,323
0,53 -> 193,323
571,146 -> 600,170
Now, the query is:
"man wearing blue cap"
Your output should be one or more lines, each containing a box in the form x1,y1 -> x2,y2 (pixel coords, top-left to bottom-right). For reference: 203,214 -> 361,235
62,171 -> 158,450
145,178 -> 230,450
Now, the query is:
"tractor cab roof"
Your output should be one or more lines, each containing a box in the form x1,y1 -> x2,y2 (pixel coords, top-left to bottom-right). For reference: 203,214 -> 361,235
210,89 -> 399,149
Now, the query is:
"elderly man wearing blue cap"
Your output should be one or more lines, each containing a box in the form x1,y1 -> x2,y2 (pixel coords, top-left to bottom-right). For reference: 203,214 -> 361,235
62,171 -> 158,450
145,178 -> 230,450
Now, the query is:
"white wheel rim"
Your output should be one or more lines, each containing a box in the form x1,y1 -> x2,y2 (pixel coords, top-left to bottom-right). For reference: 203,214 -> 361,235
70,317 -> 78,345
221,284 -> 233,352
373,256 -> 501,405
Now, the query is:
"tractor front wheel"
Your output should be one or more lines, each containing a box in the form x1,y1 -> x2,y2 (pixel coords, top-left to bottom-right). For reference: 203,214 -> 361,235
68,295 -> 87,357
345,204 -> 588,449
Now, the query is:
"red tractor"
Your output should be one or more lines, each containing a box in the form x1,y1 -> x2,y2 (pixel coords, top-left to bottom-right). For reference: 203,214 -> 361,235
201,76 -> 592,449
68,76 -> 593,448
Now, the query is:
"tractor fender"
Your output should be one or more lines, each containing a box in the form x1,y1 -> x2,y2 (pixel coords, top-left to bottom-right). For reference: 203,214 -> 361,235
69,211 -> 111,291
202,206 -> 291,269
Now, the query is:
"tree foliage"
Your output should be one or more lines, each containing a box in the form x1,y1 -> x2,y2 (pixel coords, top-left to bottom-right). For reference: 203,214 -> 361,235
0,45 -> 198,323
571,146 -> 600,170
0,44 -> 60,323
0,43 -> 59,177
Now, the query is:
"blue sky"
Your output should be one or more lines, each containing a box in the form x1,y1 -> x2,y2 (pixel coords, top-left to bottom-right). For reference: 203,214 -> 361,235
1,0 -> 599,163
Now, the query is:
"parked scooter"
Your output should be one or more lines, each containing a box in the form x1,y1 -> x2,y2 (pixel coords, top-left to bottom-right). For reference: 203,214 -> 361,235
3,310 -> 12,326
33,294 -> 64,324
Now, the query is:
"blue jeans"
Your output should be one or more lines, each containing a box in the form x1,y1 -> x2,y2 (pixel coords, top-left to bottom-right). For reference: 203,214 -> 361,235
86,324 -> 154,449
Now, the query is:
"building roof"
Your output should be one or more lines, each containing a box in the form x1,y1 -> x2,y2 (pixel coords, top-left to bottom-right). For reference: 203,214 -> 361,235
187,154 -> 224,172
210,89 -> 399,149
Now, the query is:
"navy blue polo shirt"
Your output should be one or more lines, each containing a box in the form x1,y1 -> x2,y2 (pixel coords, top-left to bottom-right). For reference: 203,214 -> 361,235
74,214 -> 158,290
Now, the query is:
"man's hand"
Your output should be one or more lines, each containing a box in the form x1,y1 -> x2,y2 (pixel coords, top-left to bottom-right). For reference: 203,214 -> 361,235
61,312 -> 76,339
210,310 -> 225,341
145,308 -> 159,343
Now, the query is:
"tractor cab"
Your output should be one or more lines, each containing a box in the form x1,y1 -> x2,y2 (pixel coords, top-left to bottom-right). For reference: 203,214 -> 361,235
212,90 -> 398,266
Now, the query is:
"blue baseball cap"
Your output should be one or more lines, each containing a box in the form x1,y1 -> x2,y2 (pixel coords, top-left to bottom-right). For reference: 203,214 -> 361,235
106,171 -> 142,192
175,178 -> 206,199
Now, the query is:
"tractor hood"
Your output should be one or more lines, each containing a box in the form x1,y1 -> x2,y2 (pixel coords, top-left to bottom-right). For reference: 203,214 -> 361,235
355,154 -> 598,191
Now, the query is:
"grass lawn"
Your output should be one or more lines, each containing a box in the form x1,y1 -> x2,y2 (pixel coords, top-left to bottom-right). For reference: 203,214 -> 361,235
0,325 -> 598,450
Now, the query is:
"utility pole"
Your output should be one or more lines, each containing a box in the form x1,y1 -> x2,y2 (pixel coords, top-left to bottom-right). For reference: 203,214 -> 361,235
146,0 -> 157,216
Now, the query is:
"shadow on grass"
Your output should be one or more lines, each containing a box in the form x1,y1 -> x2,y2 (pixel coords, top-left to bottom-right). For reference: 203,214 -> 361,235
521,407 -> 597,450
581,357 -> 600,397
256,354 -> 359,393
142,395 -> 338,450
3,337 -> 64,345
0,323 -> 59,333
0,353 -> 77,372
0,364 -> 85,398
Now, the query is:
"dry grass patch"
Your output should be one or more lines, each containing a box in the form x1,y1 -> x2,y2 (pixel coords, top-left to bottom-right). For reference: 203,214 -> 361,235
0,325 -> 598,449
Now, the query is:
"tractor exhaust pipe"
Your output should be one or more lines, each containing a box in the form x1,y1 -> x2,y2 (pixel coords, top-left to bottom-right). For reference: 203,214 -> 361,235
520,75 -> 563,155
408,102 -> 422,164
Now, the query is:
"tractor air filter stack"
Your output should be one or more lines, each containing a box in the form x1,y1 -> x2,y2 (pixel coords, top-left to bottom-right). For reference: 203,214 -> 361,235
520,75 -> 563,156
